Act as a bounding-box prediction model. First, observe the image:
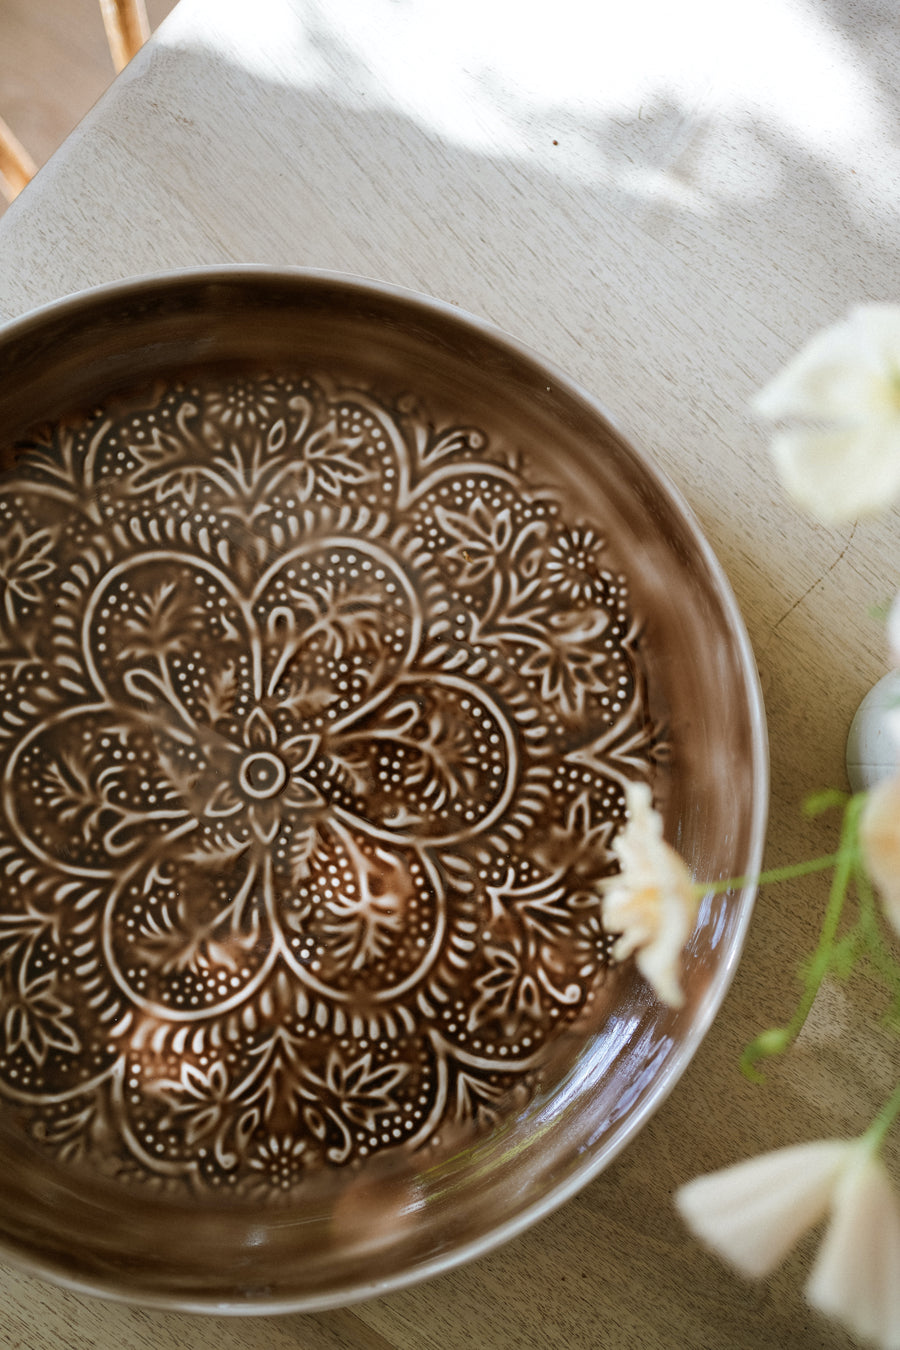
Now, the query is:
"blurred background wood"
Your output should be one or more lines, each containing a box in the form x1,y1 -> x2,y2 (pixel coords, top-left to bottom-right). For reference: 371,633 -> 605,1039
0,111 -> 36,198
99,0 -> 151,74
0,0 -> 174,205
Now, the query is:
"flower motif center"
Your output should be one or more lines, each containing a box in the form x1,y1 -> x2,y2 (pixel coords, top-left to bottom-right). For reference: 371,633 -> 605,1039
238,750 -> 289,800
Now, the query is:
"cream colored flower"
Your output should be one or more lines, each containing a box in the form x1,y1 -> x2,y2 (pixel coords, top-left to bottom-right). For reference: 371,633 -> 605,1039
600,782 -> 698,1008
807,1145 -> 900,1350
677,1138 -> 900,1350
676,1139 -> 853,1278
860,773 -> 900,937
753,304 -> 900,523
680,1139 -> 900,1350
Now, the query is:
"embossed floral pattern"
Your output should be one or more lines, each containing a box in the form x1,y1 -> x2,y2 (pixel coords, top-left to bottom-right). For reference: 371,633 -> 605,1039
0,372 -> 659,1198
0,523 -> 57,628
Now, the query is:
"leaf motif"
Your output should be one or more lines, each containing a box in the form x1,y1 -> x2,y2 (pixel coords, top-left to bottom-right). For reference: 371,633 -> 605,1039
409,708 -> 481,806
40,753 -> 106,836
153,1059 -> 250,1158
317,841 -> 413,971
183,1105 -> 223,1146
435,500 -> 516,586
5,971 -> 81,1065
13,427 -> 92,498
0,906 -> 54,967
516,885 -> 577,945
128,425 -> 203,505
453,1069 -> 509,1125
351,696 -> 483,813
135,902 -> 260,976
519,631 -> 610,716
197,661 -> 237,724
321,882 -> 406,971
476,569 -> 549,641
308,1049 -> 409,1131
303,1104 -> 328,1141
274,677 -> 332,719
120,581 -> 201,661
32,1102 -> 96,1149
0,524 -> 58,609
314,457 -> 373,495
266,419 -> 287,455
297,417 -> 374,497
418,425 -> 486,468
286,826 -> 325,885
288,579 -> 387,660
238,1029 -> 311,1125
234,1107 -> 261,1153
466,946 -> 542,1034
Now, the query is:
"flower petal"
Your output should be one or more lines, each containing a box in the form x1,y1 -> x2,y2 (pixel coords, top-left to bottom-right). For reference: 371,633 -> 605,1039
860,774 -> 900,937
601,782 -> 698,1008
281,732 -> 320,772
249,799 -> 280,844
244,705 -> 278,750
284,776 -> 325,811
676,1140 -> 853,1279
768,423 -> 900,523
806,1146 -> 900,1350
753,306 -> 900,422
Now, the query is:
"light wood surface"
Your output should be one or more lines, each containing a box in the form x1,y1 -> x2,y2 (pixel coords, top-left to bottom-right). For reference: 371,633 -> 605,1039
0,1 -> 898,1346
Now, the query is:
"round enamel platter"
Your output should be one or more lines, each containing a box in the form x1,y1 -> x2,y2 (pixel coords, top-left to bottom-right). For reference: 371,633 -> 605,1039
0,270 -> 767,1311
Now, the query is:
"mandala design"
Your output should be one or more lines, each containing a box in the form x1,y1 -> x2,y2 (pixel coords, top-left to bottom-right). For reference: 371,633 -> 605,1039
0,372 -> 659,1198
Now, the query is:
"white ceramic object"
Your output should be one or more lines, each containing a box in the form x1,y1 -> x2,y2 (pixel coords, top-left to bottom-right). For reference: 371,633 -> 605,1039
846,671 -> 900,792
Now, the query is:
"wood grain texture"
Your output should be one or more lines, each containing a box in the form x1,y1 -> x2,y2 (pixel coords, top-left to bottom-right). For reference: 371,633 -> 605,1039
0,1 -> 898,1346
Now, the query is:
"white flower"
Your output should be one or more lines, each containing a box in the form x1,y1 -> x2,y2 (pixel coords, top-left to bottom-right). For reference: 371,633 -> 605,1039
600,782 -> 698,1008
675,1139 -> 852,1278
753,304 -> 900,523
676,1138 -> 900,1350
860,773 -> 900,937
807,1145 -> 900,1350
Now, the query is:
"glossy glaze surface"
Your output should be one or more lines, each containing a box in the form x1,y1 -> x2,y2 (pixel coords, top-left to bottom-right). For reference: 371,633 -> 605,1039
0,271 -> 766,1309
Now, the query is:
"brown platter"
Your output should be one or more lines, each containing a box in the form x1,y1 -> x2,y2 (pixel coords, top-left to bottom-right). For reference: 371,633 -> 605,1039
0,269 -> 767,1311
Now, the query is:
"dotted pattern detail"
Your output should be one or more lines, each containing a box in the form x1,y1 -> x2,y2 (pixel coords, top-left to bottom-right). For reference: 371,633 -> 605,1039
0,373 -> 659,1198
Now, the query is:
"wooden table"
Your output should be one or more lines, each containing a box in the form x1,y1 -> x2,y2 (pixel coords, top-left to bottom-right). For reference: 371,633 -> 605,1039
0,1 -> 897,1345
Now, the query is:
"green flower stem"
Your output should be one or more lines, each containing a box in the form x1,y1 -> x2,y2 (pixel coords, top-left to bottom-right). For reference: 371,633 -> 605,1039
853,862 -> 900,989
864,1079 -> 900,1153
738,795 -> 867,1081
697,853 -> 842,899
784,797 -> 864,1032
785,845 -> 855,1033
